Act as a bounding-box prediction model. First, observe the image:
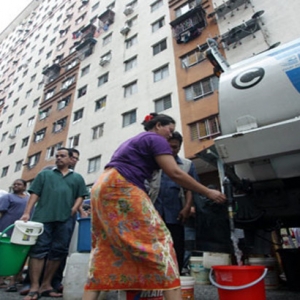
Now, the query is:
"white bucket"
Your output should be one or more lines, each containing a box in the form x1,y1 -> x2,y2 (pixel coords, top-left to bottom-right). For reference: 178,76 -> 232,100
203,252 -> 231,269
189,256 -> 210,285
10,220 -> 44,245
248,257 -> 279,289
180,276 -> 195,300
118,290 -> 163,300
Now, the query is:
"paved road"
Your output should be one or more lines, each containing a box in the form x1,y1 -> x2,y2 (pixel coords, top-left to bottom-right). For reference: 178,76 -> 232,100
1,283 -> 300,300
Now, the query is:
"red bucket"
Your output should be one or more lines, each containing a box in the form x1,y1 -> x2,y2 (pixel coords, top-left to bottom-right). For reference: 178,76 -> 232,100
210,266 -> 267,300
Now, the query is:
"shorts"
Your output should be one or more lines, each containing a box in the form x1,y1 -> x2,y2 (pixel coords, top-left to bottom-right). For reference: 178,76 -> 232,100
29,216 -> 76,260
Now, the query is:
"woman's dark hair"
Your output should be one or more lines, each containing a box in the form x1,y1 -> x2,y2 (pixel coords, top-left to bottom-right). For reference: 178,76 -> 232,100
141,113 -> 175,131
14,179 -> 27,187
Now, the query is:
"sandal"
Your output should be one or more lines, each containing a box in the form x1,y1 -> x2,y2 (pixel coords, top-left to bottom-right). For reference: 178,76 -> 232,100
6,284 -> 18,292
23,290 -> 40,300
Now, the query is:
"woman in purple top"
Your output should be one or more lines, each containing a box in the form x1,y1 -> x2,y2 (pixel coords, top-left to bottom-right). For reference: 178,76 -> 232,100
83,113 -> 225,300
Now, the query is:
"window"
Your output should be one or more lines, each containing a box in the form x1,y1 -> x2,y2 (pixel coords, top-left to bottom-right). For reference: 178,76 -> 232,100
152,17 -> 165,32
33,98 -> 39,107
154,94 -> 172,112
88,156 -> 101,173
1,132 -> 8,142
151,0 -> 163,12
98,73 -> 109,87
20,106 -> 27,115
127,15 -> 138,27
122,110 -> 136,127
46,50 -> 52,59
175,1 -> 197,18
65,59 -> 77,70
53,117 -> 68,133
81,65 -> 90,77
69,134 -> 80,148
18,83 -> 24,91
153,65 -> 169,82
34,128 -> 46,142
39,107 -> 51,120
58,95 -> 71,110
0,121 -> 2,129
57,40 -> 67,51
2,106 -> 8,114
73,109 -> 84,123
92,2 -> 100,11
124,81 -> 137,97
8,144 -> 16,154
190,116 -> 221,141
7,114 -> 13,123
92,124 -> 104,140
184,76 -> 217,101
42,35 -> 48,42
181,48 -> 206,68
75,13 -> 86,25
95,97 -> 107,111
153,39 -> 167,55
46,142 -> 63,159
125,34 -> 138,48
124,56 -> 137,71
35,60 -> 40,68
15,160 -> 23,172
28,152 -> 41,169
31,74 -> 36,82
39,47 -> 44,55
78,85 -> 87,98
50,37 -> 56,45
61,76 -> 75,90
25,89 -> 32,99
28,117 -> 35,127
22,137 -> 29,148
103,33 -> 112,46
14,124 -> 21,135
1,166 -> 9,178
45,88 -> 56,100
8,91 -> 13,99
38,82 -> 44,90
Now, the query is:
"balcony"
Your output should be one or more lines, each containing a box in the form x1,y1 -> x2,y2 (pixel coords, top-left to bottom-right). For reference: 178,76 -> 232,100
170,5 -> 207,44
42,64 -> 61,84
220,17 -> 261,49
80,23 -> 97,41
215,0 -> 251,20
75,38 -> 97,60
98,9 -> 115,27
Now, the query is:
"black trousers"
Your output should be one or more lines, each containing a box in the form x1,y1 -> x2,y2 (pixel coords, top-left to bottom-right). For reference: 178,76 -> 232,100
166,223 -> 185,275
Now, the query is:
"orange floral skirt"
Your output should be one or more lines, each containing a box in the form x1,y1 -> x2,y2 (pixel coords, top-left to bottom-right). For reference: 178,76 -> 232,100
84,168 -> 180,291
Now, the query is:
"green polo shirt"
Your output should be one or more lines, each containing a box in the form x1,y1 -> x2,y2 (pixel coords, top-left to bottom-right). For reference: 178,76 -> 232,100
28,168 -> 89,223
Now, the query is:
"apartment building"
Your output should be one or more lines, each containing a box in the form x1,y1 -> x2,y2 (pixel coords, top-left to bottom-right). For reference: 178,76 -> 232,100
0,0 -> 182,191
168,0 -> 300,185
0,0 -> 299,191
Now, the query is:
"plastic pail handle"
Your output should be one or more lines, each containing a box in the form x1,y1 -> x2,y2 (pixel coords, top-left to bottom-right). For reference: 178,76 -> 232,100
15,222 -> 44,237
0,224 -> 15,238
209,268 -> 268,290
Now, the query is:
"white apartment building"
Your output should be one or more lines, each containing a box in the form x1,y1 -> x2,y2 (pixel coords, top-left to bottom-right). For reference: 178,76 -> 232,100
0,0 -> 182,191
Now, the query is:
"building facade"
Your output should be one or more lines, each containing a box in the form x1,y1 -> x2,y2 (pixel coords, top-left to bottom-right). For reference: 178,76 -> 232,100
0,0 -> 300,191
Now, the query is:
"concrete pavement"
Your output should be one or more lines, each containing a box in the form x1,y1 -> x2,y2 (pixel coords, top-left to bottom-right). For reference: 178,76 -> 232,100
1,282 -> 300,300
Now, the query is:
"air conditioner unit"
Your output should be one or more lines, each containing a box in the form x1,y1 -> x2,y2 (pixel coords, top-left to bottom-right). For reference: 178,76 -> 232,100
99,57 -> 110,66
123,5 -> 134,16
9,133 -> 16,139
120,25 -> 130,35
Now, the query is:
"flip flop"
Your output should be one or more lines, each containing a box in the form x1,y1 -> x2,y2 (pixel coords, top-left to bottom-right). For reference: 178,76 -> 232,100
6,284 -> 18,292
40,289 -> 62,298
23,291 -> 40,300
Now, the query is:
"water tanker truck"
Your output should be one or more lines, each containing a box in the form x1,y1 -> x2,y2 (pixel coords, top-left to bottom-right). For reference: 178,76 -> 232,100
207,38 -> 300,231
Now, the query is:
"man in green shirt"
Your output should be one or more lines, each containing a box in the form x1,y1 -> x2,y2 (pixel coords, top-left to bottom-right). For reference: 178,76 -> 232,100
21,147 -> 88,299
